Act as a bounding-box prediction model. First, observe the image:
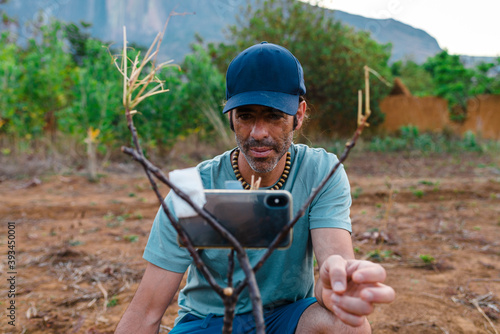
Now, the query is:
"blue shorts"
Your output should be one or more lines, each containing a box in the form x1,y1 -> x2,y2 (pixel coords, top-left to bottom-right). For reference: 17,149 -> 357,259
169,297 -> 317,334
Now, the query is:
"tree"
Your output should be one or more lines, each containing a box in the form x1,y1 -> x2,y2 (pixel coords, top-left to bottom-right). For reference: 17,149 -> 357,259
58,36 -> 124,150
471,58 -> 500,96
424,50 -> 500,122
63,21 -> 93,66
16,18 -> 74,142
0,31 -> 23,141
180,43 -> 229,144
207,0 -> 392,136
423,50 -> 475,122
390,60 -> 434,96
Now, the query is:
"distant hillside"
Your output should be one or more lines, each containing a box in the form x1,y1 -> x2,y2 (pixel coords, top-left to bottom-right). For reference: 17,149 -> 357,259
2,0 -> 484,65
2,0 -> 232,63
332,11 -> 442,63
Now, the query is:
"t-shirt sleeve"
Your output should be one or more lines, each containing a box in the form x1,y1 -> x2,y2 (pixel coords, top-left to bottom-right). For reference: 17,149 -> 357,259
308,159 -> 352,233
143,194 -> 193,273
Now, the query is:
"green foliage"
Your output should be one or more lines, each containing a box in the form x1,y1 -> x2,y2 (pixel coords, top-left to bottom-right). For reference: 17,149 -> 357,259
461,131 -> 482,152
419,254 -> 435,264
0,32 -> 22,135
365,249 -> 394,262
411,188 -> 425,198
0,17 -> 228,156
181,44 -> 228,142
64,21 -> 93,65
472,61 -> 500,95
123,235 -> 139,243
107,295 -> 119,307
58,35 -> 125,149
368,125 -> 493,154
208,0 -> 392,136
1,19 -> 75,143
390,60 -> 434,96
424,51 -> 474,122
131,43 -> 227,151
424,50 -> 500,122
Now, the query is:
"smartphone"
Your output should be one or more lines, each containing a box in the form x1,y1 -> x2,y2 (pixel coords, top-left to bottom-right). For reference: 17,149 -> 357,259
177,190 -> 293,248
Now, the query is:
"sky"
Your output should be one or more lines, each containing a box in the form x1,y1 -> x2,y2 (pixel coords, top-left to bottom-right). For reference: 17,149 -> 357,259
302,0 -> 500,57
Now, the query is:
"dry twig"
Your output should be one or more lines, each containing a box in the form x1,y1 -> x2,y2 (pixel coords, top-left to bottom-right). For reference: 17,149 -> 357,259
472,299 -> 499,334
451,287 -> 500,332
96,281 -> 108,312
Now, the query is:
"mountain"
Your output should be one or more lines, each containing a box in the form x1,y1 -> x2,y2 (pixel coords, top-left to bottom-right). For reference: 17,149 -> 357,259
331,11 -> 442,63
0,0 -> 463,64
2,0 -> 235,63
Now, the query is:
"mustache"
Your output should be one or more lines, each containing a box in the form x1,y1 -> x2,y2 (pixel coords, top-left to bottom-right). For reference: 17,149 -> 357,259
243,138 -> 277,150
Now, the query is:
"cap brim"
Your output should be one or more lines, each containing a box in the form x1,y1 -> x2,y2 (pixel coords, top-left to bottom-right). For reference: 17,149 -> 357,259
222,91 -> 299,115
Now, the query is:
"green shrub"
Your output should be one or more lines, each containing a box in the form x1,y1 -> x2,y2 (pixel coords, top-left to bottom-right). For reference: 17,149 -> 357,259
368,126 -> 497,154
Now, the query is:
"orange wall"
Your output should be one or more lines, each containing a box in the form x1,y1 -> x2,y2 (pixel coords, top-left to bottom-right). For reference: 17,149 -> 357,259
379,96 -> 449,132
462,95 -> 500,140
379,94 -> 500,140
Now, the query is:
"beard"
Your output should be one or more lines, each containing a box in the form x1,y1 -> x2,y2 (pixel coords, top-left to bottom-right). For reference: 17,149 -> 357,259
235,133 -> 293,174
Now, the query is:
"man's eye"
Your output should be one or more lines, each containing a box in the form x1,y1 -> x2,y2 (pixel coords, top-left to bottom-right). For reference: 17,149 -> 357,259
238,114 -> 252,120
268,113 -> 283,120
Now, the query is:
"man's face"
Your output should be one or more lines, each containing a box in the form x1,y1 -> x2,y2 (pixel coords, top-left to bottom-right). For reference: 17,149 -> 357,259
232,105 -> 295,174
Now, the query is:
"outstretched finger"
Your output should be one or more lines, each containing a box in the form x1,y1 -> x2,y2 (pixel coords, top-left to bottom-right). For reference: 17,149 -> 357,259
360,283 -> 396,304
331,293 -> 374,316
347,260 -> 387,284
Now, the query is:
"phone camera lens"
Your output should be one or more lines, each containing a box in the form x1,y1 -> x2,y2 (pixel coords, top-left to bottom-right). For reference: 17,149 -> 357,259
266,195 -> 288,207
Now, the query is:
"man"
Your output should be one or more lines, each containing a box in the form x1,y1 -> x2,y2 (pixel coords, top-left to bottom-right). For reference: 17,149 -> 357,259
116,42 -> 394,333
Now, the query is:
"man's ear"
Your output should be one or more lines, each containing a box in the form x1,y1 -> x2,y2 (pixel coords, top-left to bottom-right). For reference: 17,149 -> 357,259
227,111 -> 235,132
294,101 -> 307,131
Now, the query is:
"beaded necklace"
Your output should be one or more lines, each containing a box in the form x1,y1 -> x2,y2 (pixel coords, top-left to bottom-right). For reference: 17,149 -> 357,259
231,148 -> 291,190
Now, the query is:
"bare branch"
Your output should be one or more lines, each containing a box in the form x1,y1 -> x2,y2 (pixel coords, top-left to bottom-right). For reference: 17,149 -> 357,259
366,66 -> 392,87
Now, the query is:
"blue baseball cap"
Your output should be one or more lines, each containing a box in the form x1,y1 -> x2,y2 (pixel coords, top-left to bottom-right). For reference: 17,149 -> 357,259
222,42 -> 306,115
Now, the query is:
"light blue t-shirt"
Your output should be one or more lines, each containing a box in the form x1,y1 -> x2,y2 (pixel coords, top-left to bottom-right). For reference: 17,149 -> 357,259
143,144 -> 352,324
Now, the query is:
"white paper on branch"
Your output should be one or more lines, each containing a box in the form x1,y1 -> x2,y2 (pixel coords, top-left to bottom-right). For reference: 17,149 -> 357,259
169,167 -> 206,218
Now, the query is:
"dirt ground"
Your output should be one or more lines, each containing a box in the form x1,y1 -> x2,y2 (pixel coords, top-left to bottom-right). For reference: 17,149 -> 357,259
1,152 -> 500,334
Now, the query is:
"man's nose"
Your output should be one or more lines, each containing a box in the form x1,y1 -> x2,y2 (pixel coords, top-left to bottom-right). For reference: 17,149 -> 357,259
250,118 -> 269,140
